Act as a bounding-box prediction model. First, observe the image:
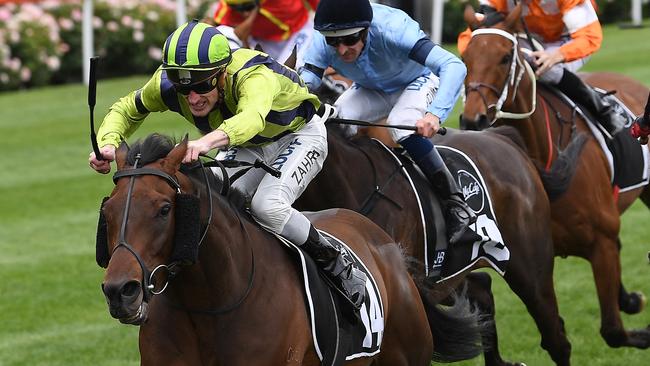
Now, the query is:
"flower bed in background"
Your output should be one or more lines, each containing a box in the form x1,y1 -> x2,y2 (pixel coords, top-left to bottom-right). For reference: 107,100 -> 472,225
0,0 -> 214,91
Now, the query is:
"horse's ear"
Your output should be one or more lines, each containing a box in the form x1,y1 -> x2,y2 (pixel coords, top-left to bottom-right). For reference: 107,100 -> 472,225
254,43 -> 264,53
163,134 -> 188,171
115,141 -> 129,170
284,46 -> 297,70
503,2 -> 523,32
463,3 -> 481,31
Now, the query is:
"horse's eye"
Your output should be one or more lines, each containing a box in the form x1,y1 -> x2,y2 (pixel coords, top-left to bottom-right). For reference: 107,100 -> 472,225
159,204 -> 171,217
501,53 -> 512,65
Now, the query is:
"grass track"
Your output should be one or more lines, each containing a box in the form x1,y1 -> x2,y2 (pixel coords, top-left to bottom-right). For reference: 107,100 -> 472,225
0,22 -> 649,365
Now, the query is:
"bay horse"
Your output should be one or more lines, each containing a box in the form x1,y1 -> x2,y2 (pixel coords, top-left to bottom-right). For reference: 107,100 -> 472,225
97,133 -> 439,365
459,2 -> 650,355
296,124 -> 574,365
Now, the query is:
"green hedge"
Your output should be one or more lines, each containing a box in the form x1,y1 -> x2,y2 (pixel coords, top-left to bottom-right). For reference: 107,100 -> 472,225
0,0 -> 214,92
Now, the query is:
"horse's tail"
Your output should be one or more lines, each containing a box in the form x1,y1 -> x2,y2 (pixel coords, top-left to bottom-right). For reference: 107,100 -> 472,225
414,279 -> 489,362
536,132 -> 589,201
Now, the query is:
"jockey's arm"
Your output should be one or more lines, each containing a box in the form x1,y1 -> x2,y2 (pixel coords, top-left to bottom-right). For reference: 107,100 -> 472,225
298,63 -> 325,92
557,0 -> 603,62
97,69 -> 168,149
410,39 -> 466,124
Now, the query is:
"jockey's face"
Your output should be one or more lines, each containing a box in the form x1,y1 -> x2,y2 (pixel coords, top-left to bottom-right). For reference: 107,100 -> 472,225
325,30 -> 366,63
335,39 -> 364,63
185,73 -> 226,117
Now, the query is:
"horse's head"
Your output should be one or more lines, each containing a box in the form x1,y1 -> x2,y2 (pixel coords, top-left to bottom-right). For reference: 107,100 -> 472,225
460,3 -> 535,130
97,134 -> 202,325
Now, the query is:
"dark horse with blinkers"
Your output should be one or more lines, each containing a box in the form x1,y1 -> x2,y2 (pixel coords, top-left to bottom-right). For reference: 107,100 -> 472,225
295,121 -> 583,366
460,2 -> 650,362
96,133 -> 446,365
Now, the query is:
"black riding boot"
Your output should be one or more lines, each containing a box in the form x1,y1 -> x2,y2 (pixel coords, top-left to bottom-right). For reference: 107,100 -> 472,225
419,160 -> 477,244
301,226 -> 367,309
556,69 -> 626,138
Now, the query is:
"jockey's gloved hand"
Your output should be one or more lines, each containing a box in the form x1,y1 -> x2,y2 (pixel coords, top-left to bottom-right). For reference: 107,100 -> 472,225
630,116 -> 650,144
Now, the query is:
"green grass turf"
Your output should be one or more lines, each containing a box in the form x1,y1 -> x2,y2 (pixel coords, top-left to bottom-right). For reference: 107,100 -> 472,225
0,22 -> 649,365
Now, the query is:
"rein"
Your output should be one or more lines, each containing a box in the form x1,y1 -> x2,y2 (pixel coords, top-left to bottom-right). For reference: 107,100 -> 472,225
465,28 -> 537,124
350,140 -> 404,215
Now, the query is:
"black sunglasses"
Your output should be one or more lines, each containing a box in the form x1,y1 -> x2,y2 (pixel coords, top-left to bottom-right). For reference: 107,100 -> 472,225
174,73 -> 221,96
325,30 -> 365,47
230,2 -> 257,12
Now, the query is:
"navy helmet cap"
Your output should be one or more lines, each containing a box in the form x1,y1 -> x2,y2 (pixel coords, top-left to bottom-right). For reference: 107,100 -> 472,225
319,27 -> 366,37
314,0 -> 373,32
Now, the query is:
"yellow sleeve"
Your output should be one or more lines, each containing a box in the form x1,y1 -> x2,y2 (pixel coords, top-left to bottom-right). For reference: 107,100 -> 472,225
97,71 -> 168,148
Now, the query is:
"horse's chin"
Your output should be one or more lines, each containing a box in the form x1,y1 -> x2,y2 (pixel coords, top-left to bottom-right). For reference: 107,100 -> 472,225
118,302 -> 149,325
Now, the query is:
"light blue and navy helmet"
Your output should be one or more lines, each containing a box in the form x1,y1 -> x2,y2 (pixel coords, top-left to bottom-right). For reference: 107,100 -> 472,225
314,0 -> 373,36
162,20 -> 232,85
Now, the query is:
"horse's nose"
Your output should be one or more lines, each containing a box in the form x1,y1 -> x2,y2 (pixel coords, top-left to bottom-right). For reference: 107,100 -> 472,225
102,280 -> 142,317
459,113 -> 489,131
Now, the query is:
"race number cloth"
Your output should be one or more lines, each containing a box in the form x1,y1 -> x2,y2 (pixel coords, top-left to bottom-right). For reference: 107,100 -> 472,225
386,142 -> 510,281
275,231 -> 384,366
435,146 -> 511,280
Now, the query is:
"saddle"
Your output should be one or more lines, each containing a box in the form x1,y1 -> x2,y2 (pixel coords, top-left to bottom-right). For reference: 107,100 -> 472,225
544,84 -> 649,192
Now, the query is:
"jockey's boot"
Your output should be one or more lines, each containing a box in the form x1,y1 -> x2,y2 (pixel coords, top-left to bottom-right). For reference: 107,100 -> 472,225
302,225 -> 367,309
420,160 -> 477,244
556,69 -> 626,138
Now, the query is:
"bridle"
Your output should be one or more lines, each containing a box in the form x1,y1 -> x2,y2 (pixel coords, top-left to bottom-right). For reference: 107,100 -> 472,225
464,28 -> 537,125
109,154 -> 214,302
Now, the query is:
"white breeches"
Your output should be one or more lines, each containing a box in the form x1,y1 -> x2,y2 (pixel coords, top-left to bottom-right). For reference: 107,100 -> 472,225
333,72 -> 440,141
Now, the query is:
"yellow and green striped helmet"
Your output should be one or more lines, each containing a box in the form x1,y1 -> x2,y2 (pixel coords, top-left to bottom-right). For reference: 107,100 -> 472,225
162,20 -> 231,84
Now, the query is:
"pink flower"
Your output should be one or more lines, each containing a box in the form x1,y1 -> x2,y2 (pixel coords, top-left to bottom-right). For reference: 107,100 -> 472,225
71,9 -> 82,22
46,56 -> 60,71
93,16 -> 103,29
0,8 -> 11,22
58,43 -> 70,53
121,15 -> 133,27
20,66 -> 31,82
133,30 -> 144,43
148,46 -> 162,61
107,21 -> 119,32
59,18 -> 74,31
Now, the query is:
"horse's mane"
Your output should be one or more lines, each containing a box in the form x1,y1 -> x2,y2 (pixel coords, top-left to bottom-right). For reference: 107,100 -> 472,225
127,133 -> 250,213
126,133 -> 175,166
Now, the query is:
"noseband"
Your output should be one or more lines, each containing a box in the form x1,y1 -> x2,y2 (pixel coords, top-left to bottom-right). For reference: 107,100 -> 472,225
108,154 -> 213,302
465,28 -> 537,125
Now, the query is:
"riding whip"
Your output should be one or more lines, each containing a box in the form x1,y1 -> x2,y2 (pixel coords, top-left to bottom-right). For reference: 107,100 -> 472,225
327,117 -> 447,135
88,56 -> 104,160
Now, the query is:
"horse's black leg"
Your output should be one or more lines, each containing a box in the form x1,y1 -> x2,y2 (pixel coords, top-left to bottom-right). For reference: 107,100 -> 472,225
464,272 -> 524,366
503,249 -> 571,366
616,238 -> 647,314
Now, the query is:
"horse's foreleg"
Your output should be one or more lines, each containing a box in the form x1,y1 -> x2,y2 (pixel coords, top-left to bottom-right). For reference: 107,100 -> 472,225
504,252 -> 571,366
590,237 -> 650,348
464,272 -> 523,366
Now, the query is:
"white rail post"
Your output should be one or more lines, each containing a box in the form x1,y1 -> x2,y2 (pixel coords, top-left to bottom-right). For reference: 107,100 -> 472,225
632,0 -> 643,27
431,0 -> 444,44
82,0 -> 94,85
177,0 -> 187,27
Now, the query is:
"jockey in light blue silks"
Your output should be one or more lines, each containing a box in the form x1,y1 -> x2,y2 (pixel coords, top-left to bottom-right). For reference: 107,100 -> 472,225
298,0 -> 476,245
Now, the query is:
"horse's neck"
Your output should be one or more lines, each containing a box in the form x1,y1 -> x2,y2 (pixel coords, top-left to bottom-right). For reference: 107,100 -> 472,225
174,192 -> 267,311
502,73 -> 554,163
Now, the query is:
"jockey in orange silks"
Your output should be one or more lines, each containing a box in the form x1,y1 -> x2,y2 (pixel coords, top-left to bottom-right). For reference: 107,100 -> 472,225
458,0 -> 626,138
